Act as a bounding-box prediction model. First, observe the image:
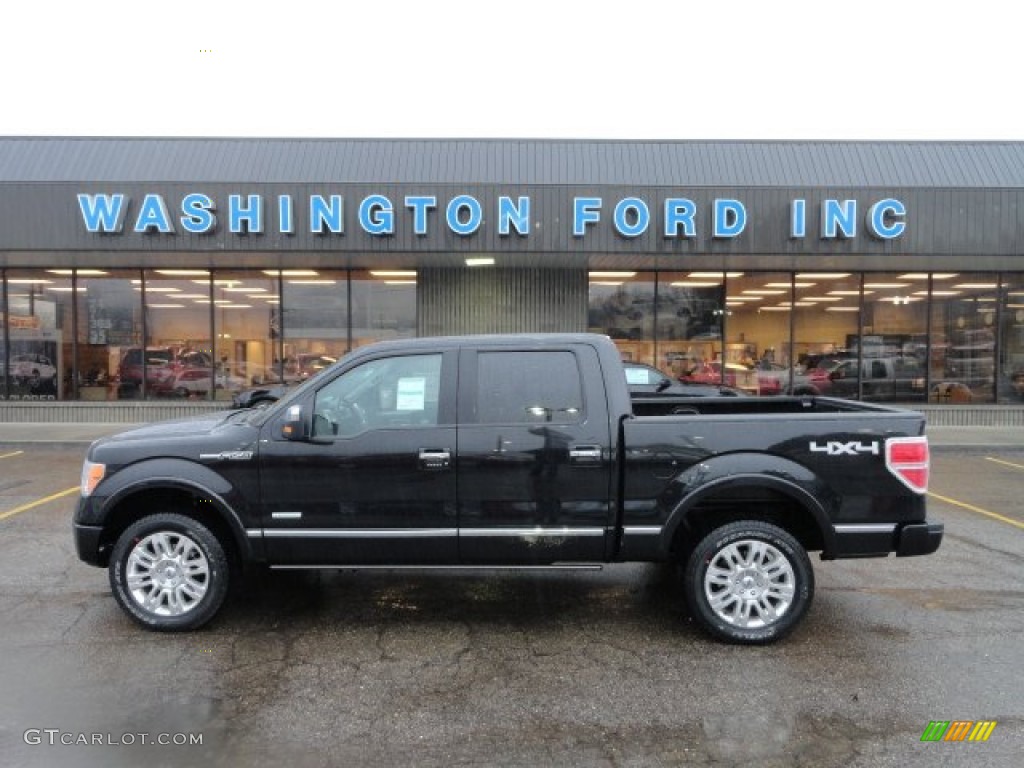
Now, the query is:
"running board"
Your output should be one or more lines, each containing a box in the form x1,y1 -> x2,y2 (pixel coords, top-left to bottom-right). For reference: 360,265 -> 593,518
269,564 -> 605,571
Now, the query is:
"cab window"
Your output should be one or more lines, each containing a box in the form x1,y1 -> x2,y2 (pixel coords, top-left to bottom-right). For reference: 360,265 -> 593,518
475,351 -> 583,424
312,354 -> 442,438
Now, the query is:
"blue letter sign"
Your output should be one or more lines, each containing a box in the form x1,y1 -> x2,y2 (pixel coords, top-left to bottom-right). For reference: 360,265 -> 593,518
867,198 -> 906,239
78,193 -> 128,233
446,195 -> 483,236
180,193 -> 216,234
713,199 -> 747,238
613,198 -> 650,238
573,197 -> 602,237
664,198 -> 697,238
821,199 -> 856,239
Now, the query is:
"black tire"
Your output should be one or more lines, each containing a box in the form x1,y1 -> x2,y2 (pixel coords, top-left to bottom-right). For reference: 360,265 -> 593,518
684,520 -> 814,645
109,513 -> 230,631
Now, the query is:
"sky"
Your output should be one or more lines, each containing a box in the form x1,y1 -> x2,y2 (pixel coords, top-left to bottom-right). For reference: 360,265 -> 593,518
2,0 -> 1022,141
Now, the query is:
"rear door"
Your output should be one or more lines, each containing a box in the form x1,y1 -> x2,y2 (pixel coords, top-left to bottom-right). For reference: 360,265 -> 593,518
456,343 -> 614,563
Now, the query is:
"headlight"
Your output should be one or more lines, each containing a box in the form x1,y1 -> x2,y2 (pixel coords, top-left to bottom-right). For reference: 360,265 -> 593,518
81,460 -> 106,497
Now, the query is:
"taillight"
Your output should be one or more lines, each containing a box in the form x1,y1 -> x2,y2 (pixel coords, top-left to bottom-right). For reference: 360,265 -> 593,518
886,436 -> 929,493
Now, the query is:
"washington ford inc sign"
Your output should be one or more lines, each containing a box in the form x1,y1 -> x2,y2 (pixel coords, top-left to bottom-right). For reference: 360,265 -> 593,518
76,192 -> 907,241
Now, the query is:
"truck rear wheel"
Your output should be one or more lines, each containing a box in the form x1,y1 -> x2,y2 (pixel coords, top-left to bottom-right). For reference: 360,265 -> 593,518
684,520 -> 813,644
109,513 -> 229,631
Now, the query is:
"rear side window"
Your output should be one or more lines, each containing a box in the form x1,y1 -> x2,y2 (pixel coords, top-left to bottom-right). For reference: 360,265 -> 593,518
476,351 -> 583,424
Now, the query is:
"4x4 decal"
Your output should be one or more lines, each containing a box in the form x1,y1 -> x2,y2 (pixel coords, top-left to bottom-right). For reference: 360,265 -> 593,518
809,441 -> 880,456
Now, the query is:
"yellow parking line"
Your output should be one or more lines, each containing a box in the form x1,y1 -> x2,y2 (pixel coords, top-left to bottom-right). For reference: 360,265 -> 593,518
0,450 -> 24,460
0,486 -> 79,521
986,457 -> 1024,471
928,491 -> 1024,531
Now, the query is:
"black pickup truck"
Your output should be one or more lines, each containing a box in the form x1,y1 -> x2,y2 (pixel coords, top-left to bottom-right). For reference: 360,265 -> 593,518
74,334 -> 941,644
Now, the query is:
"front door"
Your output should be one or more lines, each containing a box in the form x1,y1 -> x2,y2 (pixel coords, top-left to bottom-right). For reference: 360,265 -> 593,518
258,350 -> 458,565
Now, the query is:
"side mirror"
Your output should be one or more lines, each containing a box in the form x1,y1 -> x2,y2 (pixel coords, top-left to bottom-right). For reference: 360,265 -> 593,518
281,404 -> 309,441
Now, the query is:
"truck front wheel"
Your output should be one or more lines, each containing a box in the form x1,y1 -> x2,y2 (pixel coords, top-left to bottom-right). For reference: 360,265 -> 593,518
684,520 -> 814,644
109,513 -> 229,631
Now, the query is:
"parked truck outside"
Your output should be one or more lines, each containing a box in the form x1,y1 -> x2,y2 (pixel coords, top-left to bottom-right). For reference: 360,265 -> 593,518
74,334 -> 941,644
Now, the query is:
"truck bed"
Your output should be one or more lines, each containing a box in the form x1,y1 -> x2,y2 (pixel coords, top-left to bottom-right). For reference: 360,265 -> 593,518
630,394 -> 918,418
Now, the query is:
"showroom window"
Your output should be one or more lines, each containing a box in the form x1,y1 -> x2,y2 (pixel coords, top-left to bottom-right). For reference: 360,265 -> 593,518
132,270 -> 214,400
211,270 -> 280,399
1000,276 -> 1024,403
3,267 -> 1023,406
75,270 -> 142,401
587,271 -> 656,366
930,273 -> 999,404
280,269 -> 349,379
0,272 -> 5,398
857,273 -> 928,404
792,273 -> 860,396
724,272 -> 792,393
655,272 -> 727,381
3,269 -> 72,401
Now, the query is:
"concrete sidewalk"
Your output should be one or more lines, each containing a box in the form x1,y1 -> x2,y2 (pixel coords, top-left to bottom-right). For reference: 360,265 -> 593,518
925,425 -> 1023,451
0,421 -> 1019,452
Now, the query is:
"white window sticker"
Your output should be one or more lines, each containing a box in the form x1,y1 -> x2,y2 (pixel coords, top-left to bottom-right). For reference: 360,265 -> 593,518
624,368 -> 648,385
396,377 -> 427,411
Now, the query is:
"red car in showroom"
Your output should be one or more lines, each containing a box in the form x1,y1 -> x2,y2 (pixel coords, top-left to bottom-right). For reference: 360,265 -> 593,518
683,361 -> 832,396
682,361 -> 761,393
116,348 -> 212,397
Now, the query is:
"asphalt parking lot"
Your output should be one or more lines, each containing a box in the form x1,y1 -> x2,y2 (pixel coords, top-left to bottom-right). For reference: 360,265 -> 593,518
0,445 -> 1021,767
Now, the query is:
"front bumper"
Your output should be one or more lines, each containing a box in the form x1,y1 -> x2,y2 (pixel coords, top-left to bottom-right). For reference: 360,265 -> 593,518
896,522 -> 944,557
73,522 -> 106,567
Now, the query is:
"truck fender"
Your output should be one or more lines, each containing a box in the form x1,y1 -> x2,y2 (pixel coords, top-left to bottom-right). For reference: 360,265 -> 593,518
658,453 -> 838,558
91,458 -> 254,560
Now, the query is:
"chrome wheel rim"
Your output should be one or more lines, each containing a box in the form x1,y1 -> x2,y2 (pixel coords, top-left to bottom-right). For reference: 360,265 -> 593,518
704,539 -> 796,628
125,531 -> 210,616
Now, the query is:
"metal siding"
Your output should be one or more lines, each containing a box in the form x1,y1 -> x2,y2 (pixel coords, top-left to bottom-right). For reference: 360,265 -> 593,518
859,144 -> 885,186
417,268 -> 587,335
6,137 -> 1024,187
1005,190 -> 1020,252
949,145 -> 977,188
963,146 -> 987,186
937,188 -> 956,255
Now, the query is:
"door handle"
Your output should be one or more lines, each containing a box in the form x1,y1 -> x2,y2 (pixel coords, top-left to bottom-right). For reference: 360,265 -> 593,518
419,449 -> 451,470
569,445 -> 603,464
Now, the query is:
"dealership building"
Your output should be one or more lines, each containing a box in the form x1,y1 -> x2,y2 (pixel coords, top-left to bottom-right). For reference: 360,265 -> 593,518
1,137 -> 1023,423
